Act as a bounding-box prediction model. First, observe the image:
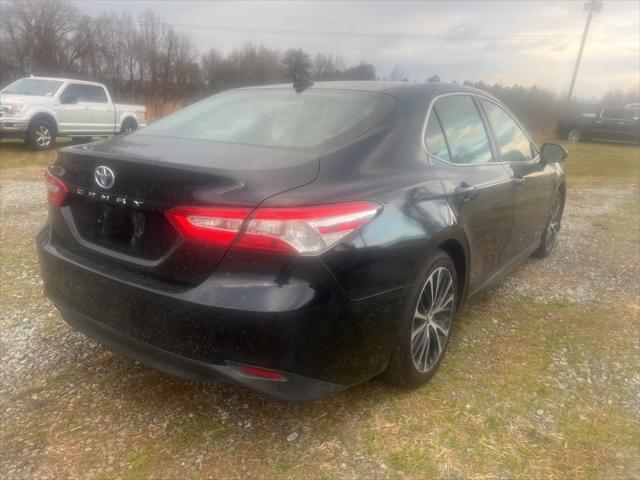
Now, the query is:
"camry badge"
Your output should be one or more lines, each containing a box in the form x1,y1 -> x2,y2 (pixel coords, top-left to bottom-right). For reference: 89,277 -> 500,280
95,165 -> 115,189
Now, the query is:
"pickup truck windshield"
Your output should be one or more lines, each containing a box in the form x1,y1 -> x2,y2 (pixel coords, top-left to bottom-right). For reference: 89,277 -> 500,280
139,88 -> 396,150
3,79 -> 64,96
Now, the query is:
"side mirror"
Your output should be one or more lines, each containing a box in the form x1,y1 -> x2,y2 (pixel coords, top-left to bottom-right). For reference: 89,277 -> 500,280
61,94 -> 78,105
540,143 -> 568,163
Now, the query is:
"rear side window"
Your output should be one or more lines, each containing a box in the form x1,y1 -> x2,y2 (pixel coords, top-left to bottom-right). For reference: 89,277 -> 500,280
424,114 -> 451,161
433,96 -> 494,165
480,99 -> 534,163
601,107 -> 635,120
84,85 -> 108,103
140,89 -> 397,151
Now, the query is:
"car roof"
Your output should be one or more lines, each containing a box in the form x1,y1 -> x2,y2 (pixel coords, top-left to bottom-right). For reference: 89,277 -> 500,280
242,80 -> 495,100
22,76 -> 104,87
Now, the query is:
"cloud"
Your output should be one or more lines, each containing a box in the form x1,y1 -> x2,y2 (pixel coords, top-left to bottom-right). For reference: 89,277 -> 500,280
73,0 -> 640,97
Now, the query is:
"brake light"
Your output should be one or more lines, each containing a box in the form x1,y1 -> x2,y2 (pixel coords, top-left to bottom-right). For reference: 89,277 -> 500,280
44,170 -> 68,207
236,202 -> 380,254
165,206 -> 251,247
166,202 -> 380,254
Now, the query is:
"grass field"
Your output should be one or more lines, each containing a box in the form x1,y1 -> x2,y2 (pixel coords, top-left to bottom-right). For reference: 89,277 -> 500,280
1,138 -> 639,479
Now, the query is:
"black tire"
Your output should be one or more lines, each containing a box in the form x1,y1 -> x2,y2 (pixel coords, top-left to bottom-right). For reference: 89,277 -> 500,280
27,119 -> 56,150
532,190 -> 564,258
71,136 -> 92,145
567,129 -> 581,143
120,118 -> 137,134
384,250 -> 458,388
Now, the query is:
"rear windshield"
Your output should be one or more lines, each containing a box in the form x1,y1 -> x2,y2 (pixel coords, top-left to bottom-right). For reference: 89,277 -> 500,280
139,88 -> 396,151
2,78 -> 64,96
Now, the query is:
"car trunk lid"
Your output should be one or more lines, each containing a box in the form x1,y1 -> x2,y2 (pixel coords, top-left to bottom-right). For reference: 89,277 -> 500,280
51,135 -> 319,285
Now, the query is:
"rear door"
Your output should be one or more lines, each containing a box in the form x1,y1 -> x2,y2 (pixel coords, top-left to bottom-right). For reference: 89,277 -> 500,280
591,107 -> 637,142
425,94 -> 514,294
83,84 -> 115,135
478,97 -> 553,263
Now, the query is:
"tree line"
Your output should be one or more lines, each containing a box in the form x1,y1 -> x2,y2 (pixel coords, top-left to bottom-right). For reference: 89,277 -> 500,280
0,0 -> 376,117
1,0 -> 637,130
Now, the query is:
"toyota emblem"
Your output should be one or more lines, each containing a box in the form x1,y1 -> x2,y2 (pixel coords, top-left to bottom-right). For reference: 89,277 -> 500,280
95,165 -> 115,189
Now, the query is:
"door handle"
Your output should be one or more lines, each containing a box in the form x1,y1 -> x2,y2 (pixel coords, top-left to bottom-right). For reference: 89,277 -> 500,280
512,176 -> 526,187
454,183 -> 478,201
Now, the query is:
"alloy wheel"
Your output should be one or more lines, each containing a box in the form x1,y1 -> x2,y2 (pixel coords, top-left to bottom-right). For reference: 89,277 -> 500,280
543,195 -> 562,252
411,267 -> 455,373
35,125 -> 52,148
567,129 -> 580,143
122,122 -> 136,134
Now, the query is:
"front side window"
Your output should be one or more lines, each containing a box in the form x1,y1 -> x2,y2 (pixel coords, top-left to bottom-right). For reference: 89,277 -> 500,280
480,99 -> 534,163
61,84 -> 87,101
140,89 -> 397,151
2,78 -> 63,96
433,95 -> 494,165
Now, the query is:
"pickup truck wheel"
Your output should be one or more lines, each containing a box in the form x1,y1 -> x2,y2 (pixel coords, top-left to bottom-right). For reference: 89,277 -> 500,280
71,136 -> 93,145
120,119 -> 137,134
567,129 -> 581,143
28,120 -> 56,150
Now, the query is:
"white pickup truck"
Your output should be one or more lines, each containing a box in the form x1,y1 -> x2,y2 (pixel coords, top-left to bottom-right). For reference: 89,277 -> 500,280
0,76 -> 146,149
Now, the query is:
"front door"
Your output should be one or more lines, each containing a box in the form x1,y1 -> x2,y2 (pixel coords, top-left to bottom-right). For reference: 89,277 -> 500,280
55,83 -> 93,134
424,94 -> 515,293
478,98 -> 554,263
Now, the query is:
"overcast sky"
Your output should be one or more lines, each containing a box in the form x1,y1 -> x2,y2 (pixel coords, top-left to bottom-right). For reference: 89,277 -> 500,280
74,0 -> 639,98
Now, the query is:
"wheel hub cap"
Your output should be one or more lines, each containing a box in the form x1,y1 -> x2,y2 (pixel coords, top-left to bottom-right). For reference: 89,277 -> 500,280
411,267 -> 455,373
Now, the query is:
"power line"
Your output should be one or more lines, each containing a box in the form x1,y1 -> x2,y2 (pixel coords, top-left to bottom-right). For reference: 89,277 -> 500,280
87,16 -> 638,52
89,17 -> 585,41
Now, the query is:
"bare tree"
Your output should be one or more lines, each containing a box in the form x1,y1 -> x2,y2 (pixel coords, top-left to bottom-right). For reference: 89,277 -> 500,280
389,65 -> 405,81
282,48 -> 312,79
1,0 -> 79,75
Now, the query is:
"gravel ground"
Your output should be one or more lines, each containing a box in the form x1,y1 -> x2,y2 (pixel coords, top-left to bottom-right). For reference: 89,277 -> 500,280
1,174 -> 639,479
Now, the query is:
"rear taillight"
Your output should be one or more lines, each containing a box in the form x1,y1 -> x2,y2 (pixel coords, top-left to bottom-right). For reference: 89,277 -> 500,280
236,202 -> 380,254
44,170 -> 68,207
166,202 -> 380,254
165,206 -> 251,247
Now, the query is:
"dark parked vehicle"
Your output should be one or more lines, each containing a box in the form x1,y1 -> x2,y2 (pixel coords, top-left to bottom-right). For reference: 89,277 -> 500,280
37,82 -> 567,401
558,105 -> 640,143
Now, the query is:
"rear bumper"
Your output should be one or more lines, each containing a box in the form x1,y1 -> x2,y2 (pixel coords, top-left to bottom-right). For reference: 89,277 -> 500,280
37,226 -> 407,401
56,300 -> 344,402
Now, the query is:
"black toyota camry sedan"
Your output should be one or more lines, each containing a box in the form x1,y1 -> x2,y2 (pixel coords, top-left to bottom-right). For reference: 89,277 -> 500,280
37,81 -> 567,401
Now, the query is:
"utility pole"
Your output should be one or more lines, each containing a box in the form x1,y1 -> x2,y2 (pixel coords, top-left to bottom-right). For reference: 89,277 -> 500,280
567,0 -> 603,102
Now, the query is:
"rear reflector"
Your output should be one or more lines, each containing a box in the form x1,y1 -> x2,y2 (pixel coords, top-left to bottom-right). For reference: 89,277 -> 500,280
44,170 -> 68,207
239,364 -> 287,382
166,202 -> 380,254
